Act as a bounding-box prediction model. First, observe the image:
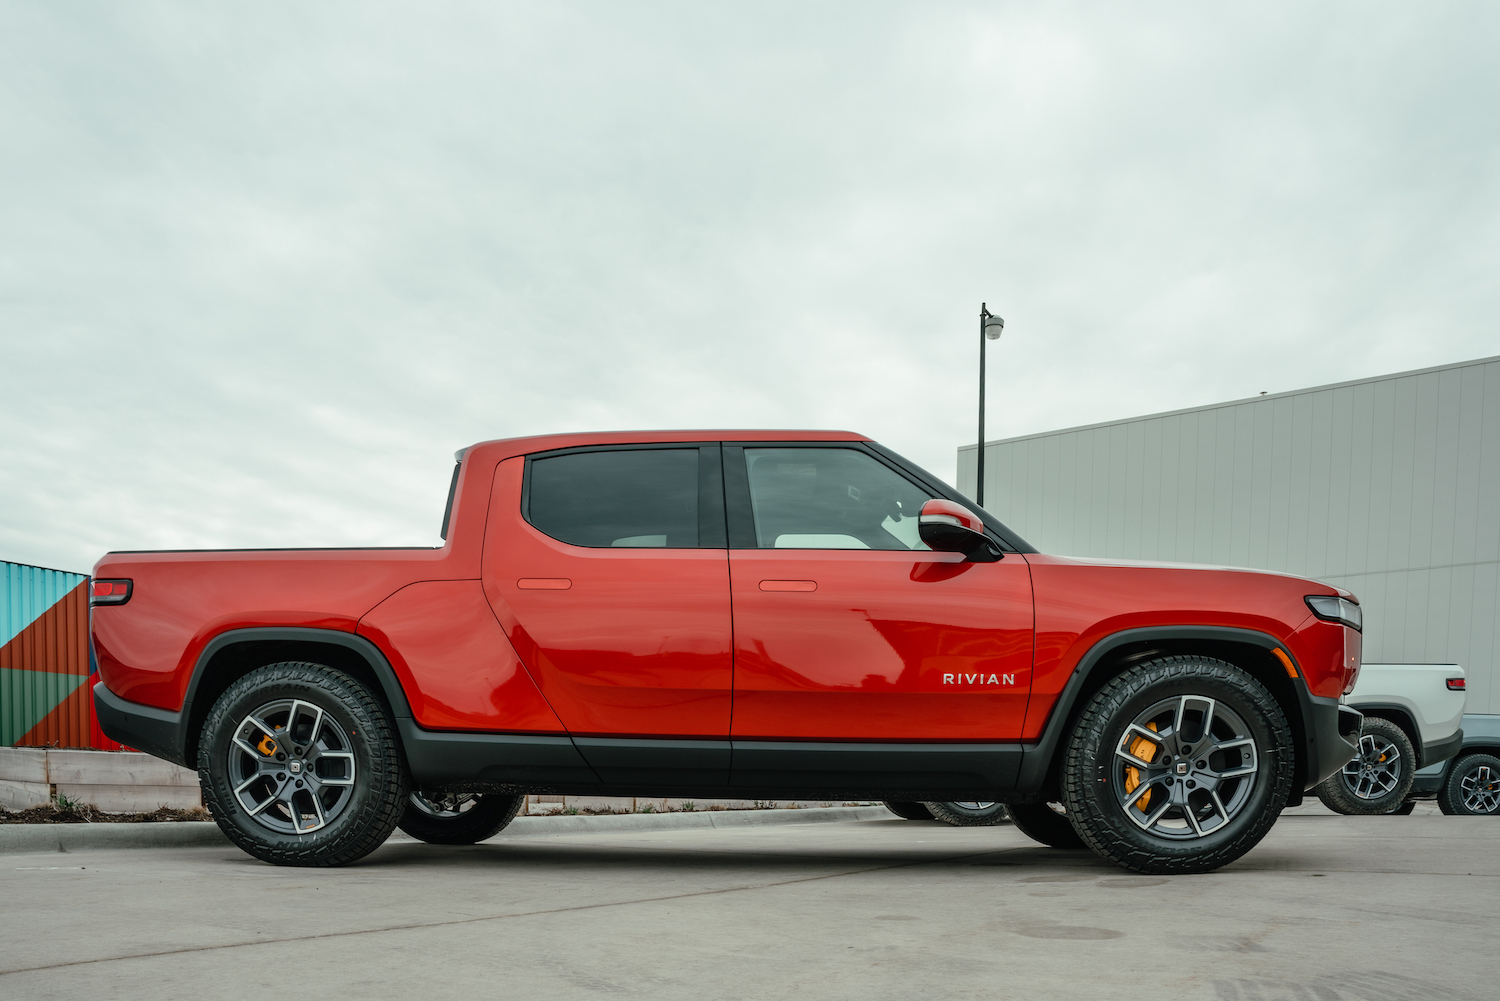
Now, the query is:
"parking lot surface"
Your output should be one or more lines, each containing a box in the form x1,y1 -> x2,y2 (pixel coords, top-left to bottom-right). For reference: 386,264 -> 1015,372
1,809 -> 1494,1001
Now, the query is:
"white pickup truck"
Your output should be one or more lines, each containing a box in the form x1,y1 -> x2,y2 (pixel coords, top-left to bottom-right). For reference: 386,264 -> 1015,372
1315,663 -> 1467,815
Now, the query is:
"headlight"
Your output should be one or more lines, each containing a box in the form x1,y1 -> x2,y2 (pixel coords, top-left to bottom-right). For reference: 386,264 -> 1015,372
1305,594 -> 1361,631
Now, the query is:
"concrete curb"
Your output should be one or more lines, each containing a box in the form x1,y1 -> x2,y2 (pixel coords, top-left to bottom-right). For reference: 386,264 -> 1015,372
490,805 -> 896,838
0,822 -> 228,855
0,806 -> 897,854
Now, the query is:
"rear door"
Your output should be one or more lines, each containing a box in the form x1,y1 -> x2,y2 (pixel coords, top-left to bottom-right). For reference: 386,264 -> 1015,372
482,444 -> 732,786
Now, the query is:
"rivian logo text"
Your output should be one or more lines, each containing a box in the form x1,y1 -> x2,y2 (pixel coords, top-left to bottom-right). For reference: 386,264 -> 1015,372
942,673 -> 1015,685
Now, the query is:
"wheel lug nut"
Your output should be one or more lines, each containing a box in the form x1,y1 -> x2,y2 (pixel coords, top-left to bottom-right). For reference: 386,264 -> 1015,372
1186,780 -> 1196,788
295,780 -> 304,788
277,773 -> 285,781
276,753 -> 286,761
1197,760 -> 1208,769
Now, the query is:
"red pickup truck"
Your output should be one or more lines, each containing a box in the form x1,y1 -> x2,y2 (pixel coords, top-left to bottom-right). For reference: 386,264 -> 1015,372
91,431 -> 1363,873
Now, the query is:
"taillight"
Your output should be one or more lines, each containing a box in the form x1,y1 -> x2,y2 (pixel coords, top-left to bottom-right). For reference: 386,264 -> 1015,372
90,579 -> 132,605
1447,678 -> 1466,691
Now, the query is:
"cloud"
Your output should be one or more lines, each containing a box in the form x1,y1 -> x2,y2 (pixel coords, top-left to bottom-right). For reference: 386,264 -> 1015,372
2,1 -> 1498,571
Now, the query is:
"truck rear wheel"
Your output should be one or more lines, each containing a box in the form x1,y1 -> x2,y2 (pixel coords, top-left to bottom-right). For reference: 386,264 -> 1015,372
1061,655 -> 1294,874
399,792 -> 524,844
199,662 -> 409,867
1314,717 -> 1415,815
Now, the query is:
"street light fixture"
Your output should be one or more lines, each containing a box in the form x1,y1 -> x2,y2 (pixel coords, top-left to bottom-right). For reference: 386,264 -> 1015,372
976,303 -> 1004,507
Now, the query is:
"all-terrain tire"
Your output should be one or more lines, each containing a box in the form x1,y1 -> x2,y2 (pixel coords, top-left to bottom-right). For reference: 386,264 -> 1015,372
399,792 -> 524,844
884,801 -> 935,821
1314,717 -> 1415,816
199,662 -> 410,867
1437,753 -> 1500,815
1005,802 -> 1086,848
1061,655 -> 1294,875
923,801 -> 1010,826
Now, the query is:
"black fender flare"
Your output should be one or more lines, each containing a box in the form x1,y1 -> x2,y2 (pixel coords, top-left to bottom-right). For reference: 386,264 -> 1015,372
1014,625 -> 1315,796
178,626 -> 414,764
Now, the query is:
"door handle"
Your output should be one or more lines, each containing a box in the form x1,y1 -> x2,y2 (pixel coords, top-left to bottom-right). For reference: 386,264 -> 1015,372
759,580 -> 816,592
517,578 -> 572,590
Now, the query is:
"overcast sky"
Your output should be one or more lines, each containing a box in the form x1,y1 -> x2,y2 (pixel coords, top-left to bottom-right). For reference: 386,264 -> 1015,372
3,3 -> 1498,573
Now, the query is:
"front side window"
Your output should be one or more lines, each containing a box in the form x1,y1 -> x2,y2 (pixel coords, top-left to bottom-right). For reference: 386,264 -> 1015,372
743,447 -> 932,550
527,449 -> 699,548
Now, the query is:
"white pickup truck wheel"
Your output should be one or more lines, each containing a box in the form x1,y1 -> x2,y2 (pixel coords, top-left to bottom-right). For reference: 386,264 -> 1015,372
1315,717 -> 1415,815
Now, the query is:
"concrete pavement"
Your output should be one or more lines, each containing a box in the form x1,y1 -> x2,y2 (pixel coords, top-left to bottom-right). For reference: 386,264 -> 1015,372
0,810 -> 1493,1001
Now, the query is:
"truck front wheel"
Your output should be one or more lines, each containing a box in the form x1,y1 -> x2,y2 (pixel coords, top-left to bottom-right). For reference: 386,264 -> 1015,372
1061,655 -> 1294,874
199,662 -> 410,867
1437,753 -> 1500,815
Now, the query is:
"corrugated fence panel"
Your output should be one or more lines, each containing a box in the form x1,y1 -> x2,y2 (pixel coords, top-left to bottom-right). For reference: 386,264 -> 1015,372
0,560 -> 100,749
960,354 -> 1500,720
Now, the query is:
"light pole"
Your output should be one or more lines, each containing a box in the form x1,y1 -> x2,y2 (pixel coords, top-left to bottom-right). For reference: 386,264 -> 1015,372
976,303 -> 1004,508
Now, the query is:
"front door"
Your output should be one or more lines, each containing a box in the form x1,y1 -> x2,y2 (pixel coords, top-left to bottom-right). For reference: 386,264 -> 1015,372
482,445 -> 732,786
724,445 -> 1034,790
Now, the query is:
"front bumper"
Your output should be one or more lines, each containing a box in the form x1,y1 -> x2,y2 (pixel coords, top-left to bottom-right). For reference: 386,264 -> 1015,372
1303,696 -> 1362,789
94,682 -> 191,767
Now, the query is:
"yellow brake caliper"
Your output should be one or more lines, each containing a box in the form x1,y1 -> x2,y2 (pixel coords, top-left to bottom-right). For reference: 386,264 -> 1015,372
1124,722 -> 1160,812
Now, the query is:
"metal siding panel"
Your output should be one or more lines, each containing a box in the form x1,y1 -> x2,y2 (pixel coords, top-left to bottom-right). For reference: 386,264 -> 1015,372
1428,368 -> 1464,570
1208,409 -> 1234,564
1246,401 -> 1275,569
1089,428 -> 1110,556
1405,372 -> 1442,572
1331,384 -> 1362,577
1286,392 -> 1315,576
1477,362 -> 1500,564
1452,364 -> 1487,565
1263,397 -> 1293,573
1385,376 -> 1419,574
1306,389 -> 1335,577
1105,424 -> 1128,557
1123,420 -> 1147,558
1473,562 -> 1498,715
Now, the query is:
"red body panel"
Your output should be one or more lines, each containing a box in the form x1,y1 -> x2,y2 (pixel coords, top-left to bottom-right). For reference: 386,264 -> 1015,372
481,457 -> 734,738
727,549 -> 1033,740
1022,555 -> 1348,738
357,580 -> 566,733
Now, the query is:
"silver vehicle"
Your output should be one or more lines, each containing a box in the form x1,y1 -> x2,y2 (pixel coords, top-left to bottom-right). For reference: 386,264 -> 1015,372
1410,714 -> 1500,815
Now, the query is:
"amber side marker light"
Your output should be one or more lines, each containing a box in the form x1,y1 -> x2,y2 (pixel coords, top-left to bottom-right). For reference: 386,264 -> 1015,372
90,579 -> 132,606
1447,678 -> 1466,691
1271,648 -> 1299,678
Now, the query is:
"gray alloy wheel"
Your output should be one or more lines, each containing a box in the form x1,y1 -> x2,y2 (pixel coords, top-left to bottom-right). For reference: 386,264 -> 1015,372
226,697 -> 358,836
923,801 -> 1010,826
1062,655 -> 1293,874
1437,753 -> 1500,815
199,662 -> 409,867
1315,716 -> 1415,816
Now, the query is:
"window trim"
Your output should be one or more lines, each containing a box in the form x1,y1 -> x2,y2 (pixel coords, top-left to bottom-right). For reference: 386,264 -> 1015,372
521,442 -> 728,550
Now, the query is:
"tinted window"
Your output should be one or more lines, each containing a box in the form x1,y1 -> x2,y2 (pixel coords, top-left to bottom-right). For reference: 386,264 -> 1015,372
528,449 -> 699,548
743,448 -> 931,550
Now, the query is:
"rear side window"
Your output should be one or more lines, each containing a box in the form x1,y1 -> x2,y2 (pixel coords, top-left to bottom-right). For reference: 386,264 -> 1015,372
527,449 -> 700,548
743,447 -> 932,550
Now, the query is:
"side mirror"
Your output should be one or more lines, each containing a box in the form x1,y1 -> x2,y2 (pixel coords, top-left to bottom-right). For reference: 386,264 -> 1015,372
918,500 -> 1003,562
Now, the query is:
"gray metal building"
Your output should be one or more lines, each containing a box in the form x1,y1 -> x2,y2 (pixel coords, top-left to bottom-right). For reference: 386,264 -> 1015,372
958,355 -> 1500,714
